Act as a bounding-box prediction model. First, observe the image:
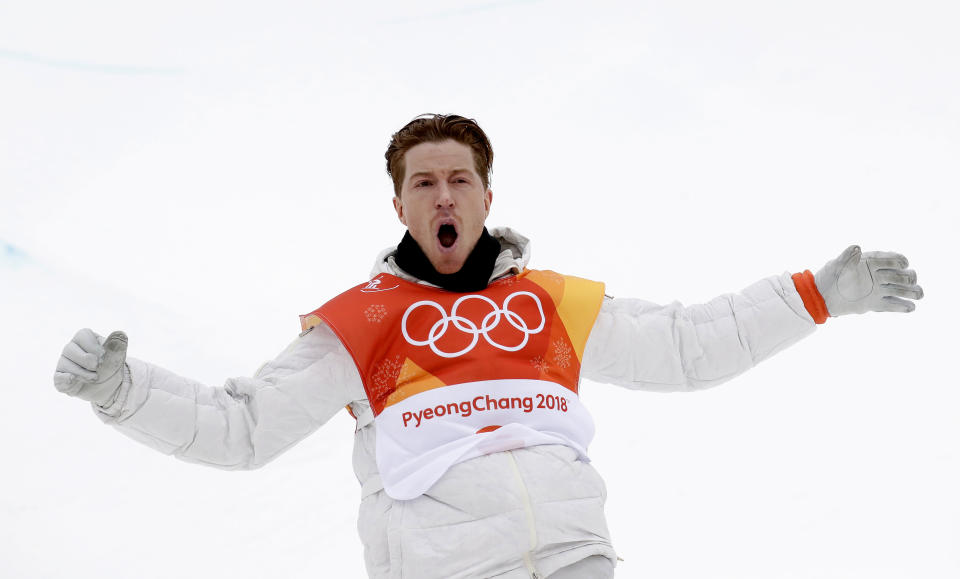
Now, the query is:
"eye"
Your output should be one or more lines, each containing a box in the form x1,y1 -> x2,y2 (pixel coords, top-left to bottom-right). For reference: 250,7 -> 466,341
415,180 -> 432,188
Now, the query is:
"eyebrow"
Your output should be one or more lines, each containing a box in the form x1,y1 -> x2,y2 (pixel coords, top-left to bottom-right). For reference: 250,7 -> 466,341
407,169 -> 473,181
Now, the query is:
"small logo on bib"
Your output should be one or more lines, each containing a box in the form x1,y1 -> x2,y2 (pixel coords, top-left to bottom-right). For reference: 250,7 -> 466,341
361,277 -> 400,293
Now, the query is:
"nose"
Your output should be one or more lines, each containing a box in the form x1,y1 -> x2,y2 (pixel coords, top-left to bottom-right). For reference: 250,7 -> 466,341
435,183 -> 455,208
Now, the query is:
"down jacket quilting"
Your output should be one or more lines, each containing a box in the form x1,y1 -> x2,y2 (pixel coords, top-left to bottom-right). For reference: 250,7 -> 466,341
92,227 -> 817,578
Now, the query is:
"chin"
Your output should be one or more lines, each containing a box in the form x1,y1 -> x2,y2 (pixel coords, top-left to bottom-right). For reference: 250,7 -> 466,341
430,254 -> 467,274
433,261 -> 465,275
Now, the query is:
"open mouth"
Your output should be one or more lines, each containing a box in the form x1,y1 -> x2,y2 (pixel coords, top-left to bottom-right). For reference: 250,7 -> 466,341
437,223 -> 458,248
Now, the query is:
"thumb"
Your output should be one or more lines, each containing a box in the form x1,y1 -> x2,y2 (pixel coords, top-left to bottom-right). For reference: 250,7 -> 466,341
98,331 -> 128,383
840,244 -> 862,268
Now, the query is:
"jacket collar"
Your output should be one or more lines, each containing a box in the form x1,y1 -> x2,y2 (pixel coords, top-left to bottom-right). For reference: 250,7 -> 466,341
370,226 -> 531,287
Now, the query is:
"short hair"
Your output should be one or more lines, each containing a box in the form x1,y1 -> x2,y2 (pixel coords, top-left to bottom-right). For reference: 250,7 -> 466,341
385,114 -> 493,197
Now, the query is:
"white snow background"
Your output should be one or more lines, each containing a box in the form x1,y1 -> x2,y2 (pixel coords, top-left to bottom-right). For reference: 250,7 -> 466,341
2,1 -> 958,577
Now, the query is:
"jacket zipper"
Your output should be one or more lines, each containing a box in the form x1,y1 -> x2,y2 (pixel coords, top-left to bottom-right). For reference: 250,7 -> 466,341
506,450 -> 542,579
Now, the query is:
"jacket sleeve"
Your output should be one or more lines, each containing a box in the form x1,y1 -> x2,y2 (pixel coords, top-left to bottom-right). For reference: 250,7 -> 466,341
91,323 -> 365,469
581,272 -> 817,392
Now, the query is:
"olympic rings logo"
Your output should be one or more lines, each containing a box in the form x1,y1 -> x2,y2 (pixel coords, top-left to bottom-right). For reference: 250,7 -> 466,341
401,292 -> 545,358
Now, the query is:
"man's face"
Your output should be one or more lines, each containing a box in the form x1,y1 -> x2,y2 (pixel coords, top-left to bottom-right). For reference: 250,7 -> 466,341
393,139 -> 493,274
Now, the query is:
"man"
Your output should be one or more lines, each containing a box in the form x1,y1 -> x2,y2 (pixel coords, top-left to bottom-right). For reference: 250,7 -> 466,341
54,114 -> 924,578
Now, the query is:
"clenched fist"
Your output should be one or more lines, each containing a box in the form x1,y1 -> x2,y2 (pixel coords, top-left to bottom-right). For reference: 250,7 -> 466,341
54,328 -> 129,405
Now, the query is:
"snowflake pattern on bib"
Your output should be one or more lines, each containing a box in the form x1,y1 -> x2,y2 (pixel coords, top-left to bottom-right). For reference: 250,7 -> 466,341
370,355 -> 403,400
552,340 -> 573,369
530,355 -> 548,373
364,304 -> 388,323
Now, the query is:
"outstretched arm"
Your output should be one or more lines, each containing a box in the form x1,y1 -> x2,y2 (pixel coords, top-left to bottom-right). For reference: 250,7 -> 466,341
581,246 -> 923,392
54,324 -> 364,470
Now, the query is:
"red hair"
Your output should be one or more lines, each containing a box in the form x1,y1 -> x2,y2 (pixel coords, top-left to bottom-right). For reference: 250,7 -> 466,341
385,114 -> 494,196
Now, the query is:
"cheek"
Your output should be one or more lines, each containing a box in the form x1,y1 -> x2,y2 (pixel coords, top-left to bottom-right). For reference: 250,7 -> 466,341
477,199 -> 490,219
411,209 -> 434,233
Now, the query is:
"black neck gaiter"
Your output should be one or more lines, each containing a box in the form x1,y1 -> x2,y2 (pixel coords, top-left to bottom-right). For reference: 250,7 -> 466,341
394,227 -> 502,292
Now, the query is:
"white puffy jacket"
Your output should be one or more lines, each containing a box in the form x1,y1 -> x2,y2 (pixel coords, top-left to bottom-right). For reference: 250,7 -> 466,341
91,227 -> 817,578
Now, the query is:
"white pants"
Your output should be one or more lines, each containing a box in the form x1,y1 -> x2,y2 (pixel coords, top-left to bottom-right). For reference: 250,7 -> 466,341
547,555 -> 615,578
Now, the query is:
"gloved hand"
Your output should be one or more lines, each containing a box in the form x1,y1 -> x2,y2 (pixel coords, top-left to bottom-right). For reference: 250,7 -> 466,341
54,328 -> 129,405
814,245 -> 924,316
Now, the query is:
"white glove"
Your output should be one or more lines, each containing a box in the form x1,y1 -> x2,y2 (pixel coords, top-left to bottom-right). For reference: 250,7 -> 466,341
54,328 -> 129,405
814,245 -> 924,316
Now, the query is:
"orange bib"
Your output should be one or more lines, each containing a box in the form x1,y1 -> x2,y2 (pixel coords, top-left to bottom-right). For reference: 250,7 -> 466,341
300,269 -> 605,499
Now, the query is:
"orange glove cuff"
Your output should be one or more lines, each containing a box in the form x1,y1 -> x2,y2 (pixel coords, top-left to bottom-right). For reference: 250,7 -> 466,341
792,270 -> 830,324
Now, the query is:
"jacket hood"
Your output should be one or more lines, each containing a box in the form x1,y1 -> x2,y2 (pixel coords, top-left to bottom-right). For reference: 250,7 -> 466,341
370,226 -> 531,285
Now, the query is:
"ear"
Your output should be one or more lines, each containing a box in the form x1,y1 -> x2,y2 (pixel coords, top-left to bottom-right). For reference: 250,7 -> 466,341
483,189 -> 493,217
392,195 -> 407,226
